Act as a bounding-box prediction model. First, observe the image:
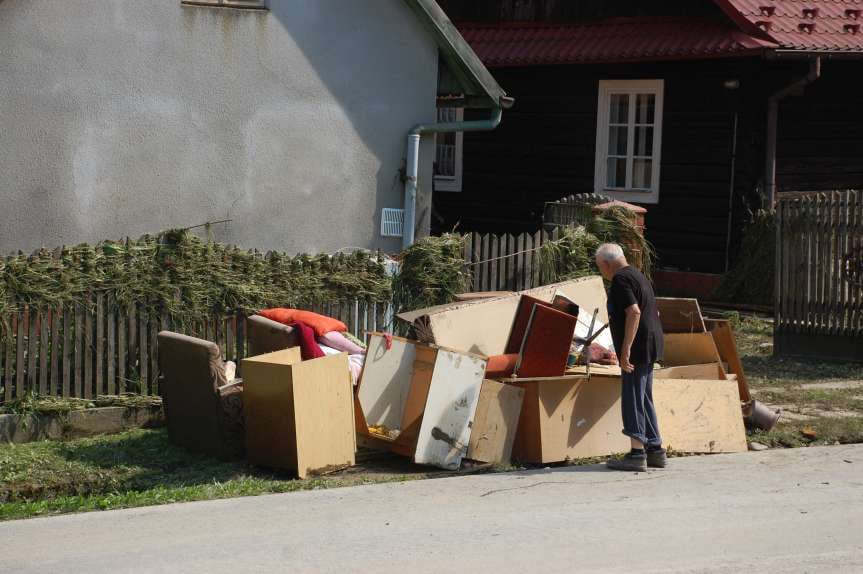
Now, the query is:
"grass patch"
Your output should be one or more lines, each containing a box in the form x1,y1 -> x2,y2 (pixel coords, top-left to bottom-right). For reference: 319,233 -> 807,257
0,429 -> 424,522
729,313 -> 863,447
749,416 -> 863,449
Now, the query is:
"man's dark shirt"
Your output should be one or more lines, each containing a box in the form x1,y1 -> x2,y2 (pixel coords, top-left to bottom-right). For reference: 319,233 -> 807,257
607,266 -> 664,365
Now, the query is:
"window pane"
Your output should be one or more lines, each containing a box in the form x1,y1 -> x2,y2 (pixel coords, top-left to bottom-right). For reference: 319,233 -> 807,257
607,157 -> 626,188
636,94 -> 655,124
608,126 -> 628,156
609,94 -> 629,124
634,126 -> 653,157
633,159 -> 653,189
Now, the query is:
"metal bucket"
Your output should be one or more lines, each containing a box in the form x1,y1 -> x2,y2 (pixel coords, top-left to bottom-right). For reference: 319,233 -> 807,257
743,400 -> 781,431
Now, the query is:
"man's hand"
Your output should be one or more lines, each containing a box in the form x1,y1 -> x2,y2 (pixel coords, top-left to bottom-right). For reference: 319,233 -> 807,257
620,348 -> 634,373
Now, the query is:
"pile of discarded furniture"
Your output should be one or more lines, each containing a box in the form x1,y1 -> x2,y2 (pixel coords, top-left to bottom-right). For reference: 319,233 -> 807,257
157,275 -> 769,477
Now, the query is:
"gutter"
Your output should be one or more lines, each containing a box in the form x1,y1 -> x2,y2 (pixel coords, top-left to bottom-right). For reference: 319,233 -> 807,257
765,56 -> 821,209
402,104 -> 507,248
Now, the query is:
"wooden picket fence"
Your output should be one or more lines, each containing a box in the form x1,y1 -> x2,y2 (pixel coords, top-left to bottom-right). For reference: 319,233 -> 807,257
461,228 -> 561,292
0,299 -> 390,403
775,190 -> 863,360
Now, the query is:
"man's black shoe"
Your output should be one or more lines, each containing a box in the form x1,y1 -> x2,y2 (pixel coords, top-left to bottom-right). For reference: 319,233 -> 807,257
606,452 -> 647,472
646,447 -> 667,468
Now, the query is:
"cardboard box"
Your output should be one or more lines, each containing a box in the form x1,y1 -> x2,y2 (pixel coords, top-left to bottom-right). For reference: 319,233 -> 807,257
356,334 -> 487,470
242,348 -> 356,478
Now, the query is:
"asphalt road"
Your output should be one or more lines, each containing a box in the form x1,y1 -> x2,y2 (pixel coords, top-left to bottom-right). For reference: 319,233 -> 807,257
2,444 -> 862,573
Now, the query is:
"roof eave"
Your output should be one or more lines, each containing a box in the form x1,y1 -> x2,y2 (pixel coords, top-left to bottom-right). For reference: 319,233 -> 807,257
403,0 -> 512,109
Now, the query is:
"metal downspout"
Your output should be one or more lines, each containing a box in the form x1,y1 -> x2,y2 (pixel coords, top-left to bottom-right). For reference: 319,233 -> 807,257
402,106 -> 503,248
765,57 -> 822,209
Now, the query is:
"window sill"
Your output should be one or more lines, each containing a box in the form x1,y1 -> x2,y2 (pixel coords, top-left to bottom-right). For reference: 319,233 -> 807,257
596,189 -> 659,205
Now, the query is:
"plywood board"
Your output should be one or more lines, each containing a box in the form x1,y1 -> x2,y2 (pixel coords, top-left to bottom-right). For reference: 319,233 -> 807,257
292,353 -> 356,477
467,380 -> 524,463
413,349 -> 487,469
654,362 -> 725,380
425,277 -> 607,356
357,334 -> 416,430
511,374 -> 746,463
663,332 -> 723,369
656,297 -> 706,333
397,345 -> 436,447
704,319 -> 751,401
242,348 -> 303,472
653,378 -> 747,453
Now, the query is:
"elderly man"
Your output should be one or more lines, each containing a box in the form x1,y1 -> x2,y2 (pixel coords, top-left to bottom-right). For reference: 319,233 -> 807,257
595,243 -> 665,472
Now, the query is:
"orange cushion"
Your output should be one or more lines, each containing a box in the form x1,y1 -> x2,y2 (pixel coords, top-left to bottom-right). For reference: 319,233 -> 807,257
257,308 -> 347,337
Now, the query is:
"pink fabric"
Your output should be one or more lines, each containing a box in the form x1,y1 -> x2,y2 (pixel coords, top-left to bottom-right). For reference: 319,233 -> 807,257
347,354 -> 364,386
295,321 -> 325,361
317,331 -> 365,355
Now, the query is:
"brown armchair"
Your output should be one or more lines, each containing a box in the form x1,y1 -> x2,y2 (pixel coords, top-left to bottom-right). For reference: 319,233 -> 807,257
157,331 -> 244,460
247,314 -> 299,357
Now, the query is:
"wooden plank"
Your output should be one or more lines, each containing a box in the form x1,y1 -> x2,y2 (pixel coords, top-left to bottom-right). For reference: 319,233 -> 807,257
39,309 -> 49,395
524,233 -> 534,291
532,230 -> 543,287
397,345 -> 436,447
512,375 -> 746,463
118,310 -> 127,394
515,233 -> 525,291
489,234 -> 499,292
27,307 -> 38,394
654,363 -> 724,380
150,316 -> 159,396
226,315 -> 235,363
413,347 -> 486,470
74,305 -> 83,398
107,304 -> 116,395
95,294 -> 104,396
832,192 -> 842,335
139,309 -> 149,395
357,333 -> 417,430
235,314 -> 246,365
3,314 -> 12,403
479,233 -> 489,291
654,378 -> 748,453
467,379 -> 525,464
127,305 -> 137,374
472,232 -> 481,292
50,309 -> 61,396
16,309 -> 26,398
774,199 -> 783,329
662,332 -> 724,371
656,298 -> 706,333
62,308 -> 71,397
84,302 -> 93,399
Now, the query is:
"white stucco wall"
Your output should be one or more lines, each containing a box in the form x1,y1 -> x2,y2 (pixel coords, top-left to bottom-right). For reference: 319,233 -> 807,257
0,0 -> 438,254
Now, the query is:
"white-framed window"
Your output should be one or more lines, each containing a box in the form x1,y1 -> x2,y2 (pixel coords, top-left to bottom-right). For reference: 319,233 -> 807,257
434,107 -> 463,192
594,79 -> 664,204
181,0 -> 267,9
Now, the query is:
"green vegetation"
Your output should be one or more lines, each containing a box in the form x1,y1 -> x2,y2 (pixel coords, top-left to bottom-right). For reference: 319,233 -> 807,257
0,393 -> 161,416
0,429 -> 427,521
392,233 -> 470,314
0,230 -> 392,339
539,205 -> 655,283
714,210 -> 775,305
731,313 -> 863,447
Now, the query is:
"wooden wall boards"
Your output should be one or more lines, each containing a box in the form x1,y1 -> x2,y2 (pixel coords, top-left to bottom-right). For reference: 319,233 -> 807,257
243,348 -> 355,478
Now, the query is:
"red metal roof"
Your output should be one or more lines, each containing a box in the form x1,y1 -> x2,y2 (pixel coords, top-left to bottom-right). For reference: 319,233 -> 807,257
457,17 -> 778,67
717,0 -> 863,51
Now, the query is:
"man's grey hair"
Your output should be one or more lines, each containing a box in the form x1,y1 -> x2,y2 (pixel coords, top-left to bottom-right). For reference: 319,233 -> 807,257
595,243 -> 626,263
